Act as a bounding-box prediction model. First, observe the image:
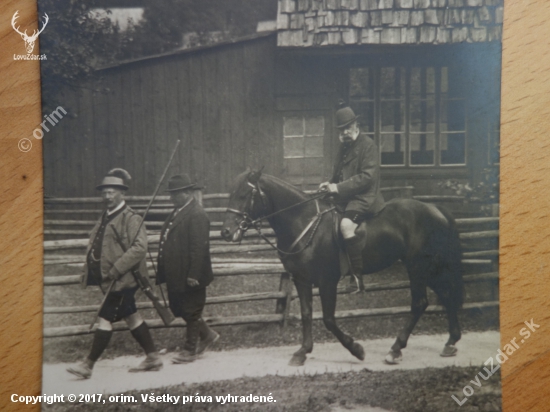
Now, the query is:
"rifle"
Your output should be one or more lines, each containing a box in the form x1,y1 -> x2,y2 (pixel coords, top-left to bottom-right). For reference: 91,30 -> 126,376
89,140 -> 181,331
111,226 -> 175,326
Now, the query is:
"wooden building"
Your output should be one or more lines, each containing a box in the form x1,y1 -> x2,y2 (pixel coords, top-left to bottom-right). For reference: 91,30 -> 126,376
43,0 -> 502,197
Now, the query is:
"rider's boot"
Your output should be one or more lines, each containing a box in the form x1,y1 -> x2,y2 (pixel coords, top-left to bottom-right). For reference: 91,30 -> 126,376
345,236 -> 365,293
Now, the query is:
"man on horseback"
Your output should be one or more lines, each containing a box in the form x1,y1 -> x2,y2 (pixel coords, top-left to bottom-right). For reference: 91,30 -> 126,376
319,104 -> 385,291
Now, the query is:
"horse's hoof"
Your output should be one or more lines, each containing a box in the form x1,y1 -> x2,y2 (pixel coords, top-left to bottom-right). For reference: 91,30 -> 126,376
440,345 -> 458,357
288,354 -> 306,366
351,342 -> 365,361
384,350 -> 402,365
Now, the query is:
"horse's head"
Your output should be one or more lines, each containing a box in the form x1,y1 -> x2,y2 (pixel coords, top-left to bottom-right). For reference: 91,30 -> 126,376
221,168 -> 266,242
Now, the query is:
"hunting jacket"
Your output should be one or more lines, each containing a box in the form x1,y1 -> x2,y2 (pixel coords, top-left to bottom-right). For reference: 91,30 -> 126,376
156,198 -> 214,293
330,134 -> 385,216
81,205 -> 147,292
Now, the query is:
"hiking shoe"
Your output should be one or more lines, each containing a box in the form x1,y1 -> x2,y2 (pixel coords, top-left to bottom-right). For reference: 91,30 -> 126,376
197,330 -> 219,355
172,350 -> 199,364
66,360 -> 93,379
128,353 -> 163,372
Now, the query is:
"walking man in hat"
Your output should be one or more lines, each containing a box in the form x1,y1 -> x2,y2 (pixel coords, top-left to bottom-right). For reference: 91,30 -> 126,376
156,174 -> 219,363
67,168 -> 162,379
319,104 -> 385,291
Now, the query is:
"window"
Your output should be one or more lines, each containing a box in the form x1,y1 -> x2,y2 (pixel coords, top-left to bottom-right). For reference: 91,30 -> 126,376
283,116 -> 325,186
350,66 -> 466,167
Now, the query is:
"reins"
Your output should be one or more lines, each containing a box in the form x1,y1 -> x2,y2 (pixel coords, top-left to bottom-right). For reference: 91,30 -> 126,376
256,200 -> 334,255
226,181 -> 334,255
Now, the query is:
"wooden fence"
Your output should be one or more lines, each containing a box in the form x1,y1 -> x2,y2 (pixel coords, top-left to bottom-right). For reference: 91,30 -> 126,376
43,187 -> 499,338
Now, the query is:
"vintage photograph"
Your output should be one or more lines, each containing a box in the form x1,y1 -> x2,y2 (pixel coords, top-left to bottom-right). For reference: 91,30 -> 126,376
39,1 -> 502,411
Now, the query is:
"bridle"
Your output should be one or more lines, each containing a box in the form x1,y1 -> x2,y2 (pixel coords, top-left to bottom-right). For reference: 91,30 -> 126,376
225,180 -> 267,233
225,179 -> 334,255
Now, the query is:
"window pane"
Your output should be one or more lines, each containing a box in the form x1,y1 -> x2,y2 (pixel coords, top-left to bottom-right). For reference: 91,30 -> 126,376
381,67 -> 405,98
411,67 -> 421,95
283,137 -> 304,158
410,133 -> 435,165
426,67 -> 436,94
351,102 -> 375,133
381,100 -> 405,132
304,136 -> 324,157
441,99 -> 465,131
411,67 -> 435,97
381,134 -> 405,165
410,99 -> 435,132
305,116 -> 324,136
441,67 -> 448,93
283,117 -> 304,137
381,67 -> 395,96
350,68 -> 373,98
441,133 -> 466,165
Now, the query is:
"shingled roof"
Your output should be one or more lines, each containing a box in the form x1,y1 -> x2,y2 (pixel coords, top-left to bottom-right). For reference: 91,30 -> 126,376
277,0 -> 503,47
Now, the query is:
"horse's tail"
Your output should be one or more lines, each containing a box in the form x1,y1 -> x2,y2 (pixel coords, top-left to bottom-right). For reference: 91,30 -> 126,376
432,205 -> 464,310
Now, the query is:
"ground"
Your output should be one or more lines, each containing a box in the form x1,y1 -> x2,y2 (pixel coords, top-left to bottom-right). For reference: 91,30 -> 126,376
42,366 -> 501,412
42,252 -> 500,411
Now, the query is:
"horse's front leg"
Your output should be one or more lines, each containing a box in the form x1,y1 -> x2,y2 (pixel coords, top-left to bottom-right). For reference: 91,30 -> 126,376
289,278 -> 313,366
319,277 -> 365,361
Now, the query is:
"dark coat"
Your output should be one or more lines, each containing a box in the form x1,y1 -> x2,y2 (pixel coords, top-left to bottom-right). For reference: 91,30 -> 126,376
156,198 -> 214,293
330,134 -> 385,215
82,206 -> 147,292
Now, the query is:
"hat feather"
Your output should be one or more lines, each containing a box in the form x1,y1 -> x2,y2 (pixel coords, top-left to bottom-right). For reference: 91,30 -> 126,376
107,168 -> 131,181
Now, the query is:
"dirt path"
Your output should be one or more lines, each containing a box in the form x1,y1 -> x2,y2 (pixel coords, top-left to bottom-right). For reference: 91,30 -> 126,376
43,331 -> 499,396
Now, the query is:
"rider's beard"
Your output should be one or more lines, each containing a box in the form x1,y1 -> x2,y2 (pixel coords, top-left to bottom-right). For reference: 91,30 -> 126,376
340,125 -> 359,143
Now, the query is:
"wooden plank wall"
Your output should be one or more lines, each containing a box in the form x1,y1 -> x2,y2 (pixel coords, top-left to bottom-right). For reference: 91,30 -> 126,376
42,35 -> 499,199
43,35 -> 279,197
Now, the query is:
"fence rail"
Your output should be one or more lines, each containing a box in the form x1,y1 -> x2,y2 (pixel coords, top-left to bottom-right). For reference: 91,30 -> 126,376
44,300 -> 499,338
43,190 -> 499,339
44,272 -> 497,315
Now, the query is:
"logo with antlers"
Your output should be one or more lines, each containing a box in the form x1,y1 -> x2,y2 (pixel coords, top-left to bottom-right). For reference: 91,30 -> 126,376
12,11 -> 49,54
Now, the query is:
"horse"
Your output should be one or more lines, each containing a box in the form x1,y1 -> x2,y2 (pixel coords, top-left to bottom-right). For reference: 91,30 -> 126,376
221,169 -> 463,366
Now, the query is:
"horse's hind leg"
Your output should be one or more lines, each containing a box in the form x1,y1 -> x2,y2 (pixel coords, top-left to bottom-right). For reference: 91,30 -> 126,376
289,280 -> 313,366
386,278 -> 428,365
429,278 -> 461,357
319,277 -> 365,361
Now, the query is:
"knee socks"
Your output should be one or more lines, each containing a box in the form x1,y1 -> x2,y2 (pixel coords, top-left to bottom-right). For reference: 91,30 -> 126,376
130,322 -> 157,355
88,329 -> 113,362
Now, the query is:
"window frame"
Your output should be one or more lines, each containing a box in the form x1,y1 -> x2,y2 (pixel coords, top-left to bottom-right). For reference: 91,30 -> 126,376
349,65 -> 468,169
281,113 -> 328,188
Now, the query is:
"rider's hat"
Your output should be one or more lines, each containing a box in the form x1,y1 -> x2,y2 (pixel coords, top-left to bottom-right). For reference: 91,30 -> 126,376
335,101 -> 359,129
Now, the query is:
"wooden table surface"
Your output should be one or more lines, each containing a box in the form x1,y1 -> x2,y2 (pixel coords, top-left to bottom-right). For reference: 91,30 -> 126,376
1,0 -> 550,410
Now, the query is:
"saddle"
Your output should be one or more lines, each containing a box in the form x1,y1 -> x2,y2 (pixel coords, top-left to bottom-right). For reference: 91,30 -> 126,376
331,209 -> 370,278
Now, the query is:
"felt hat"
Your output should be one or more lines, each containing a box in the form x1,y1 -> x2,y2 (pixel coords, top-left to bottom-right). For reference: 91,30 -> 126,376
96,168 -> 131,190
165,174 -> 202,192
335,105 -> 359,129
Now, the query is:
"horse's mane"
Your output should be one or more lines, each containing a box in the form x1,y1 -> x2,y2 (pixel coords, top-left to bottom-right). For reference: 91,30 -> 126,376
261,174 -> 309,200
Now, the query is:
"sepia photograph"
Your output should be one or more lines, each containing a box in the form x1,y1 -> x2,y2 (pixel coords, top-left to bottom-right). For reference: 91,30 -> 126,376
36,0 -> 502,410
